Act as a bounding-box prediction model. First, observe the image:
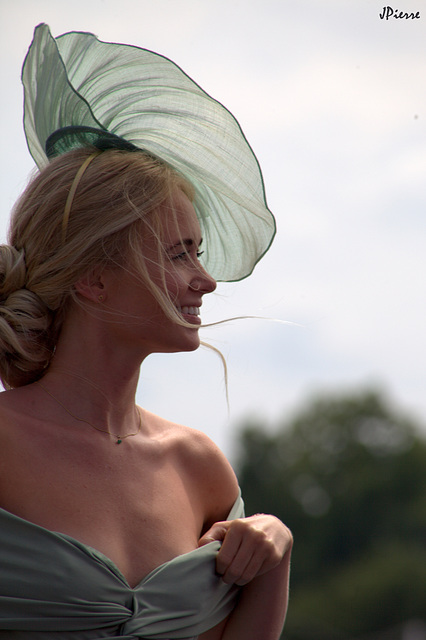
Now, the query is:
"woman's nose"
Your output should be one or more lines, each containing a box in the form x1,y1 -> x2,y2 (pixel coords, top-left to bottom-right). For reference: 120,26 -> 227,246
190,266 -> 217,294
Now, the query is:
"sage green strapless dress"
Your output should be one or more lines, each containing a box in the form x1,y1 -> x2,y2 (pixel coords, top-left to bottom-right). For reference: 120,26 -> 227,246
0,492 -> 243,639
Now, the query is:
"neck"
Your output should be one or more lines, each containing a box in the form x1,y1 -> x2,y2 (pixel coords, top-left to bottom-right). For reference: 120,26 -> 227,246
41,334 -> 144,431
37,358 -> 144,445
41,299 -> 158,437
36,378 -> 142,444
41,362 -> 141,423
49,337 -> 143,390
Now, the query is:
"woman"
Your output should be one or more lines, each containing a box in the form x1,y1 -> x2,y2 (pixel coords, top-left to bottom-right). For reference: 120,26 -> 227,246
0,25 -> 293,639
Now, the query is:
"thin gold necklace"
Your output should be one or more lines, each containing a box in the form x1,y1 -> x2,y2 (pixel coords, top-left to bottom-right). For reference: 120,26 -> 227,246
36,381 -> 141,445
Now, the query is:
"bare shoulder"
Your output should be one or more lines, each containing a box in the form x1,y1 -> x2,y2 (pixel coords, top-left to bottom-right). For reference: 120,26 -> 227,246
0,387 -> 28,434
0,387 -> 40,505
0,385 -> 33,410
0,385 -> 44,435
145,410 -> 240,526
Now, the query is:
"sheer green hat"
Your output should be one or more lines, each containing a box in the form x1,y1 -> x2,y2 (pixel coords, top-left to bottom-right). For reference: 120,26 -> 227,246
22,23 -> 276,282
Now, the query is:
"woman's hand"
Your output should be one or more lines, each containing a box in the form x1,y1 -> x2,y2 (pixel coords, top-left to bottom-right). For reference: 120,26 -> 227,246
198,514 -> 293,586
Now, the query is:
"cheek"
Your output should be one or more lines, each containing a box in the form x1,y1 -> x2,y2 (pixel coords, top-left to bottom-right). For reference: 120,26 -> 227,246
163,271 -> 187,301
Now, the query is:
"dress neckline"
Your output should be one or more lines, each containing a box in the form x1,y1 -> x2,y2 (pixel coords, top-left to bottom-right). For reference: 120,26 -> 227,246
0,491 -> 242,589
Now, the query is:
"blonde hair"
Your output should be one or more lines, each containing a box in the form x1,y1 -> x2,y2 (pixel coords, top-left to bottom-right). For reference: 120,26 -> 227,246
0,147 -> 195,388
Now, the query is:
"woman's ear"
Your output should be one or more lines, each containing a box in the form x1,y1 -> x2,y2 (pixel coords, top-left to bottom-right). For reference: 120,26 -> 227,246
74,269 -> 106,303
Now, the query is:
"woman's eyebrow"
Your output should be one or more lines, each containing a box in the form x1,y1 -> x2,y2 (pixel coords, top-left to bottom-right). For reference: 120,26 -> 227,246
166,238 -> 203,250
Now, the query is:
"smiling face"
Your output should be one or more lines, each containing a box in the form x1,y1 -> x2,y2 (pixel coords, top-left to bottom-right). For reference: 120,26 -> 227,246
99,189 -> 217,358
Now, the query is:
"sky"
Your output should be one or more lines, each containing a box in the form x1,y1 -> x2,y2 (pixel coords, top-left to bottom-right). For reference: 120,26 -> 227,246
1,0 -> 425,458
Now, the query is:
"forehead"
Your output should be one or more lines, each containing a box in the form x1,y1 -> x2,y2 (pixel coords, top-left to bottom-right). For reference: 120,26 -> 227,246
161,189 -> 202,244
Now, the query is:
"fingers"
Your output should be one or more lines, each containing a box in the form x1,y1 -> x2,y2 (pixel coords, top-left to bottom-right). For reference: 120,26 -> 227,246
198,521 -> 230,547
218,531 -> 265,585
198,521 -> 258,583
215,520 -> 245,581
199,515 -> 293,586
217,519 -> 276,585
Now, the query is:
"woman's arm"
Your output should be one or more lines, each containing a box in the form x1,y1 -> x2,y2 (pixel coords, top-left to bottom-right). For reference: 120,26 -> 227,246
198,513 -> 293,640
180,428 -> 292,639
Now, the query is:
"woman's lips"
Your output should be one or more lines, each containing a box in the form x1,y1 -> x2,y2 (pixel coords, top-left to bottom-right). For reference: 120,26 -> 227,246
177,305 -> 201,324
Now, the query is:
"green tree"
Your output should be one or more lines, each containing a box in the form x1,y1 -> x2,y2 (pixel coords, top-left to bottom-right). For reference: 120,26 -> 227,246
234,390 -> 426,639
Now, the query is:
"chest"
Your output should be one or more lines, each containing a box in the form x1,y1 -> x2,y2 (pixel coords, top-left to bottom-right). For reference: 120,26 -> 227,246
0,438 -> 203,588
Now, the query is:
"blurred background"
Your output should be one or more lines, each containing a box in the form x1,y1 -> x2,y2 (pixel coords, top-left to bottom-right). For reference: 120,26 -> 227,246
235,388 -> 426,639
1,1 -> 425,637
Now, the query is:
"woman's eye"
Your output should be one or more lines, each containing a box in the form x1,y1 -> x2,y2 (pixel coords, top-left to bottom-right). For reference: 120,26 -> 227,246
170,250 -> 204,261
170,252 -> 188,261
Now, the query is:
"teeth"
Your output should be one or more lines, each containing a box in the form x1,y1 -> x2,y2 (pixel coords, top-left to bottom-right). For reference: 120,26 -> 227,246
179,306 -> 200,316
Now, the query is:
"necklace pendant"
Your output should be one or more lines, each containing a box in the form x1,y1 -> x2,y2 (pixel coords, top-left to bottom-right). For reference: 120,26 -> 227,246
116,438 -> 122,445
